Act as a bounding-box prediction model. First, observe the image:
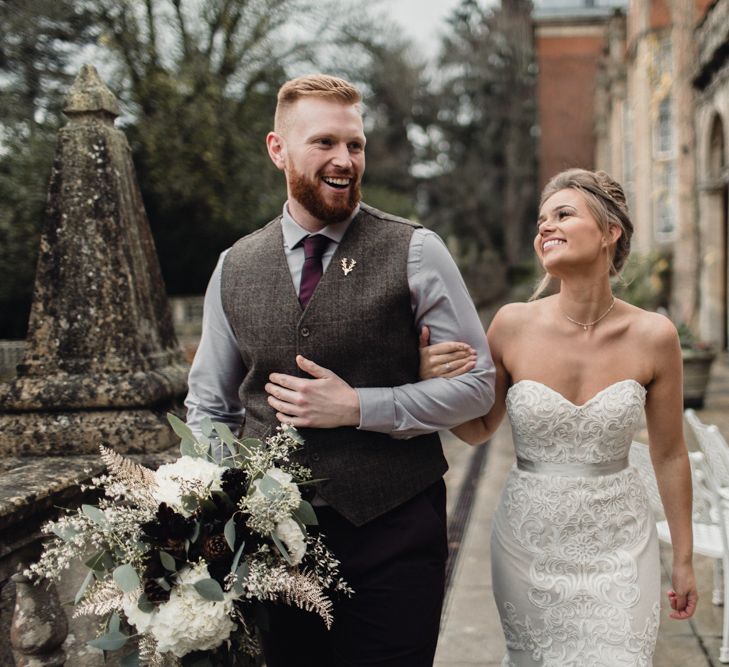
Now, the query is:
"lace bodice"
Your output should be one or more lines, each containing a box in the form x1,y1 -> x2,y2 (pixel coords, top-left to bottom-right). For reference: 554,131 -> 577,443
505,379 -> 646,465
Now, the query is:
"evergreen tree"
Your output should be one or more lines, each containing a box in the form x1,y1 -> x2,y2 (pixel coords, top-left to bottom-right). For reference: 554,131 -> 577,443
420,0 -> 538,306
0,0 -> 95,337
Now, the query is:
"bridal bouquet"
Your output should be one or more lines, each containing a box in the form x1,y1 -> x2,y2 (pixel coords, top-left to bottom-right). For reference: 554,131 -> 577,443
27,416 -> 351,666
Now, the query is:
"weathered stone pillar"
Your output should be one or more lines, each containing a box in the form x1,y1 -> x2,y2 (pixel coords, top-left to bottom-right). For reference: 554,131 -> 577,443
10,572 -> 67,666
0,65 -> 188,456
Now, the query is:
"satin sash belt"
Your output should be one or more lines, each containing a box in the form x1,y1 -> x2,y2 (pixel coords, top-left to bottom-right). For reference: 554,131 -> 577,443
516,456 -> 629,477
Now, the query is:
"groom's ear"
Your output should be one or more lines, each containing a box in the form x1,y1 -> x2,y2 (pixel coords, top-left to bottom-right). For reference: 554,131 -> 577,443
266,131 -> 286,171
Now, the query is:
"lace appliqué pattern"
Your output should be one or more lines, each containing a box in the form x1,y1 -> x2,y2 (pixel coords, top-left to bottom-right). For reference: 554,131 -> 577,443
493,380 -> 660,667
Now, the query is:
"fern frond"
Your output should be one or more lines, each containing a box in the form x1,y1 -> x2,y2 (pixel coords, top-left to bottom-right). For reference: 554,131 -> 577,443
276,570 -> 334,629
99,445 -> 157,490
139,634 -> 166,666
72,580 -> 124,618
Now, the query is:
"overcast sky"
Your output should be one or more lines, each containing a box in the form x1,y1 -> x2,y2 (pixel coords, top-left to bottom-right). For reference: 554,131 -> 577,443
385,0 -> 467,54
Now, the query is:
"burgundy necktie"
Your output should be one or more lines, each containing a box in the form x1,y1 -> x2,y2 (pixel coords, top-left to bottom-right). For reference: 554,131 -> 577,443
298,234 -> 330,308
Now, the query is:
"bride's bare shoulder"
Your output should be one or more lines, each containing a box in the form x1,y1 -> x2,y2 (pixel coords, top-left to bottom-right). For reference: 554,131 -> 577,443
622,301 -> 678,346
490,300 -> 545,334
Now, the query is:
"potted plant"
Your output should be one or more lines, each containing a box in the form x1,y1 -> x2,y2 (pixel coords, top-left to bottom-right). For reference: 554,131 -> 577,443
677,323 -> 717,409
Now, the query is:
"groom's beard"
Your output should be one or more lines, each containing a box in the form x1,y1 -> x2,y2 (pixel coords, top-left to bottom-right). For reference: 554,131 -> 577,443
288,166 -> 361,224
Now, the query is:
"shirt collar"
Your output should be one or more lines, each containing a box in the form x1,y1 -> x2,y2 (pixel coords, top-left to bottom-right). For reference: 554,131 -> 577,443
281,202 -> 360,249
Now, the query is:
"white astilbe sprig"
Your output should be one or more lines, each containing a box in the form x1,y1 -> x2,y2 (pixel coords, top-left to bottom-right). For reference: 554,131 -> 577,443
305,533 -> 354,595
72,580 -> 126,618
26,499 -> 152,583
230,606 -> 260,657
241,425 -> 303,480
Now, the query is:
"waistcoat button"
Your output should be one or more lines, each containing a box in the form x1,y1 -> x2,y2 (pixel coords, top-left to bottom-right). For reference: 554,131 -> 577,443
300,327 -> 310,337
311,452 -> 320,462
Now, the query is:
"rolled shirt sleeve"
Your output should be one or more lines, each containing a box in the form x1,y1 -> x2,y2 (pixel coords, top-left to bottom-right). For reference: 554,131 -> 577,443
184,251 -> 247,437
356,229 -> 496,437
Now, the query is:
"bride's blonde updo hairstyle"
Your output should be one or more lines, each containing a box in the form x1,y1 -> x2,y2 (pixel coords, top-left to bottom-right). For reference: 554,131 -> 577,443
531,168 -> 634,300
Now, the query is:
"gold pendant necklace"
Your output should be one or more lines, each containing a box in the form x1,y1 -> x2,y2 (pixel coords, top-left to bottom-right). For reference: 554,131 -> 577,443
561,297 -> 616,331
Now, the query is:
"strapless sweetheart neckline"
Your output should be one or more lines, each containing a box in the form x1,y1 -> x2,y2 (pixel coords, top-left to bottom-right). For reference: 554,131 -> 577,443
507,378 -> 645,408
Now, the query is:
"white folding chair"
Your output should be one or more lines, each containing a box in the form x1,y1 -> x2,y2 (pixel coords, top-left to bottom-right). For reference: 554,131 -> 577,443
684,409 -> 729,663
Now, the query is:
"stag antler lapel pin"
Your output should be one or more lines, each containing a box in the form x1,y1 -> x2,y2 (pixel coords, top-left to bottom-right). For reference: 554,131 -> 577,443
340,258 -> 357,276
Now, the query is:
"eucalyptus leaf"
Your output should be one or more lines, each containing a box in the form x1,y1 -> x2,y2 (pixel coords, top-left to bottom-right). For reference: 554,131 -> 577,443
259,473 -> 281,497
113,564 -> 140,593
284,426 -> 304,444
199,498 -> 217,514
81,504 -> 107,527
224,517 -> 236,551
200,417 -> 214,438
156,577 -> 171,591
74,568 -> 94,604
271,532 -> 293,565
191,521 -> 201,543
230,541 -> 246,575
87,630 -> 129,652
84,550 -> 111,572
159,550 -> 177,572
239,437 -> 262,455
181,494 -> 198,513
168,413 -> 195,442
120,651 -> 140,667
212,421 -> 237,446
193,578 -> 225,602
180,438 -> 197,458
294,500 -> 318,526
51,524 -> 79,542
137,593 -> 154,613
108,612 -> 121,633
236,562 -> 249,582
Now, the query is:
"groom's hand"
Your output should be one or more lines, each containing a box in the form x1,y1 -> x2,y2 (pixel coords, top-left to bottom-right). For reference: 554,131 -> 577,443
265,355 -> 361,428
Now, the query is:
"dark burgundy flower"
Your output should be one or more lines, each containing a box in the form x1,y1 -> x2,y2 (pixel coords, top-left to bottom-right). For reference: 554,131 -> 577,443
141,503 -> 195,547
221,468 -> 248,505
144,578 -> 171,604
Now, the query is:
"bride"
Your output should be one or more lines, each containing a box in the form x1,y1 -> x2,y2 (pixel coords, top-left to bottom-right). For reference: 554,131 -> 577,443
420,168 -> 697,665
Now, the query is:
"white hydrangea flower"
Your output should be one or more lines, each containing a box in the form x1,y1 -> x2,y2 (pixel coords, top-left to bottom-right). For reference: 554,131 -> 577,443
131,563 -> 236,658
121,595 -> 153,634
275,517 -> 307,566
153,456 -> 225,514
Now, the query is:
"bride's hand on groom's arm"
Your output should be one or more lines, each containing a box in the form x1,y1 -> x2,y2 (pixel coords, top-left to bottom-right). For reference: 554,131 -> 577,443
418,326 -> 476,379
418,326 -> 494,445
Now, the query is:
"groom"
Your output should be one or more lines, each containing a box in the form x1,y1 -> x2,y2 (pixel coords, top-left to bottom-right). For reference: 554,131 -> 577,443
185,74 -> 495,666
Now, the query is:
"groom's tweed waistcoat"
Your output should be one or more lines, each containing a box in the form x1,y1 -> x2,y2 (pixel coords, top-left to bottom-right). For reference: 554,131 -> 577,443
221,203 -> 446,526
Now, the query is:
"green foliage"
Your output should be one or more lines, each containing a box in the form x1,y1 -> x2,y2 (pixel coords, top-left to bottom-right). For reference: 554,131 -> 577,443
613,251 -> 671,311
419,0 -> 538,306
0,0 -> 540,330
0,129 -> 57,336
0,0 -> 96,336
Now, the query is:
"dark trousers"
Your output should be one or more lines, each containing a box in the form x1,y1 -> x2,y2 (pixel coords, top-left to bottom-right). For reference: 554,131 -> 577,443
260,479 -> 448,667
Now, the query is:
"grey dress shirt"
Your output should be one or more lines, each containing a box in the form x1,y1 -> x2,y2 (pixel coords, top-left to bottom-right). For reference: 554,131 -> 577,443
185,203 -> 496,437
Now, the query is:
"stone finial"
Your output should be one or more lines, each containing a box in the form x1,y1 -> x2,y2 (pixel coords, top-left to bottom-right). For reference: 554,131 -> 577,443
63,64 -> 120,120
10,572 -> 67,666
0,65 -> 188,456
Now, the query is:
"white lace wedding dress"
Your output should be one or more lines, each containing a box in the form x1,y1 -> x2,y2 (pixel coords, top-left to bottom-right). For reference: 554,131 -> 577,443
492,379 -> 661,667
